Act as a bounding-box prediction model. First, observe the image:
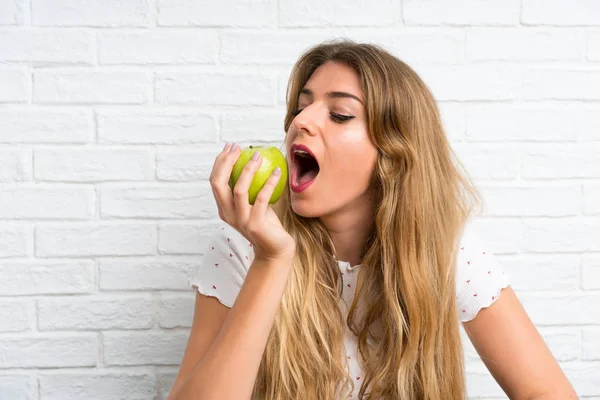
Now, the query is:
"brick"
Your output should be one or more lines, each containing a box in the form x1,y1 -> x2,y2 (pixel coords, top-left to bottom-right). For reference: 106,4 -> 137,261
39,370 -> 156,400
583,328 -> 600,360
0,185 -> 94,219
221,111 -> 287,142
156,368 -> 178,400
0,300 -> 33,332
0,334 -> 97,368
38,295 -> 154,330
465,105 -> 576,142
0,150 -> 28,181
416,66 -> 520,101
34,69 -> 150,104
581,254 -> 600,290
562,362 -> 600,396
404,0 -> 520,26
229,120 -> 283,145
157,0 -> 275,27
36,223 -> 157,257
34,148 -> 153,182
103,331 -> 188,366
0,374 -> 36,400
579,107 -> 600,141
464,365 -> 505,397
97,111 -> 215,144
584,185 -> 600,215
0,67 -> 29,102
452,143 -> 519,180
522,144 -> 600,179
277,72 -> 291,105
588,29 -> 600,61
155,72 -> 275,106
480,185 -> 581,217
537,327 -> 581,362
519,293 -> 600,325
156,149 -> 218,181
439,103 -> 466,142
523,69 -> 600,100
221,32 -> 333,65
0,108 -> 93,143
496,254 -> 578,291
158,293 -> 195,328
468,218 -> 523,254
0,260 -> 94,295
99,257 -> 201,291
522,0 -> 600,26
467,28 -> 584,61
101,184 -> 214,219
99,31 -> 217,65
522,218 -> 599,253
0,0 -> 24,25
0,224 -> 30,258
0,29 -> 95,64
32,0 -> 150,27
158,222 -> 221,255
279,0 -> 400,27
378,31 -> 466,65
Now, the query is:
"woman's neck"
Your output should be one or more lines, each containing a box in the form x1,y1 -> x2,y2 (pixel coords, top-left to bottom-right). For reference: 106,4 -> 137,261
319,195 -> 375,267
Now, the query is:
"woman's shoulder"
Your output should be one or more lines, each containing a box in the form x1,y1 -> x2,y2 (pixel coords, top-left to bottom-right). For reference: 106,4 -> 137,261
188,223 -> 256,307
455,220 -> 511,322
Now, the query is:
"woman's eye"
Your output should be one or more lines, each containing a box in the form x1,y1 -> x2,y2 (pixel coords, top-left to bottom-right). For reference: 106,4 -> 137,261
330,113 -> 355,123
290,109 -> 355,123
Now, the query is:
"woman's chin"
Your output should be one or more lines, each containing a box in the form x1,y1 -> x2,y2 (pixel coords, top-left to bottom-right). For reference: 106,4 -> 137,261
291,198 -> 321,218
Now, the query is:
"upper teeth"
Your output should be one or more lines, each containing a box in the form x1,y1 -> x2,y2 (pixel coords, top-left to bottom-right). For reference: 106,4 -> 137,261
294,150 -> 309,155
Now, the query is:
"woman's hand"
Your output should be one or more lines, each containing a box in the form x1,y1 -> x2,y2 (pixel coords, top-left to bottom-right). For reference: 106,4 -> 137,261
209,143 -> 296,261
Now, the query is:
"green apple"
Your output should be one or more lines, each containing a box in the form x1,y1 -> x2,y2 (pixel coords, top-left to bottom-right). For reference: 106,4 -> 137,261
229,145 -> 288,205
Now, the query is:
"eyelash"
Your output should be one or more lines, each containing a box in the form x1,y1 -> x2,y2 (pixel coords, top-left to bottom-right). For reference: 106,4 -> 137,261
291,109 -> 355,123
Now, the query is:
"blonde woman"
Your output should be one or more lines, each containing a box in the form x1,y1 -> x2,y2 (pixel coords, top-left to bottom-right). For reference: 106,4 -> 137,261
168,40 -> 577,399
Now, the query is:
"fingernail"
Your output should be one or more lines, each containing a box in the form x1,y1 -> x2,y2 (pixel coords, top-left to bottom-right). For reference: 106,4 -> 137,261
252,151 -> 260,161
273,167 -> 281,176
223,142 -> 230,150
230,143 -> 238,152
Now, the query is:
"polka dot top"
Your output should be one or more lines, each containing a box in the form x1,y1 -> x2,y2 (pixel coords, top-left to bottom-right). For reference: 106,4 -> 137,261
189,222 -> 510,399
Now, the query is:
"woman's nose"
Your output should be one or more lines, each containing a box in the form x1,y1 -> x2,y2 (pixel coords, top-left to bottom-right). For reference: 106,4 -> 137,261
292,109 -> 318,137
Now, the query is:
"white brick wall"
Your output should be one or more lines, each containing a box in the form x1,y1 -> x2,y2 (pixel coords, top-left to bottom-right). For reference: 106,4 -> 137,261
0,0 -> 598,398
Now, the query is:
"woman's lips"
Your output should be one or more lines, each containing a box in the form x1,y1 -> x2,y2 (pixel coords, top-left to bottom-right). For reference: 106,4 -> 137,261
288,143 -> 320,193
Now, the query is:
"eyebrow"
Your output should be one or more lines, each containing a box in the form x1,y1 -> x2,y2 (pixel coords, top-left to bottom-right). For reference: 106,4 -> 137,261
299,88 -> 364,105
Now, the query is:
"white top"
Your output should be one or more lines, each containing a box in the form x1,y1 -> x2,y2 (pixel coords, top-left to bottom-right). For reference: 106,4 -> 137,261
189,222 -> 510,399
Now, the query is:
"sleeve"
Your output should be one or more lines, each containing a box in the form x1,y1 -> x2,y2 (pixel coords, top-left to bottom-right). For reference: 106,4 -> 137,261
188,223 -> 256,308
456,222 -> 510,322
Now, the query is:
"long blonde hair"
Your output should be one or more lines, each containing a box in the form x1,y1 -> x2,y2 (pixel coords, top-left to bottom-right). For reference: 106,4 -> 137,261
252,39 -> 483,399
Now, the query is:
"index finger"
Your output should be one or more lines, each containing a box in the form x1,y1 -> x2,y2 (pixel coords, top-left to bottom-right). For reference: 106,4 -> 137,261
209,143 -> 240,220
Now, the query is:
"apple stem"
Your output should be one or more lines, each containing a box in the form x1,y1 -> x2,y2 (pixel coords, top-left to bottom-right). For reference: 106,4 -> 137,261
249,145 -> 254,149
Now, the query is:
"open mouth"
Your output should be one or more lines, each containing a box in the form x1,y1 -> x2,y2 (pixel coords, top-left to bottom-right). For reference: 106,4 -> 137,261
291,144 -> 320,192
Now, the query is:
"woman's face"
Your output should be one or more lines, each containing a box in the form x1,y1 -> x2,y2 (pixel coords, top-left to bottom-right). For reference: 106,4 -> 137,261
285,61 -> 379,219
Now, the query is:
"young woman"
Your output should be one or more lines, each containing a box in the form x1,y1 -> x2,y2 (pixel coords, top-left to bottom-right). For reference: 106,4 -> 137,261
168,40 -> 577,399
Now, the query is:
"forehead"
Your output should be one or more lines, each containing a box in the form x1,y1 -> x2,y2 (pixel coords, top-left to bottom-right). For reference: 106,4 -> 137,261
300,62 -> 364,102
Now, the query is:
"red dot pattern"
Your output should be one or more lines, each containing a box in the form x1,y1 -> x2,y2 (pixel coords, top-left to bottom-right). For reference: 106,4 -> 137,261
195,223 -> 509,400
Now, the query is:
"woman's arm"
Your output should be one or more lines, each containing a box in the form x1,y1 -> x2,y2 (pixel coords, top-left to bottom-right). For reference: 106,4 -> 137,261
169,255 -> 293,400
462,286 -> 577,399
